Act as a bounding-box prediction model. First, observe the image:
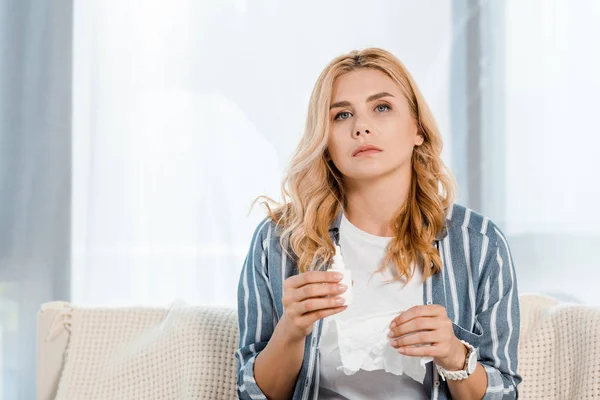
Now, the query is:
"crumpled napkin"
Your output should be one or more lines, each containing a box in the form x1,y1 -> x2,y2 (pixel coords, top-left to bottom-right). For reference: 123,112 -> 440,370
324,309 -> 433,383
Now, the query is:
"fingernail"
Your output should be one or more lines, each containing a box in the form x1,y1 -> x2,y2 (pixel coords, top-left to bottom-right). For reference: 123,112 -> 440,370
338,284 -> 348,291
388,331 -> 394,338
334,272 -> 343,280
389,321 -> 396,328
335,297 -> 346,305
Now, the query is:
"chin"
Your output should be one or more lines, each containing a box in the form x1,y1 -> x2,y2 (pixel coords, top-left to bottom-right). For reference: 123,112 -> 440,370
343,167 -> 391,182
341,161 -> 406,182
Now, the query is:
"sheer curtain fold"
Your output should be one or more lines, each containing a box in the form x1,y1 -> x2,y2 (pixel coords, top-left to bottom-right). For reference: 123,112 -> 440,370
0,2 -> 72,399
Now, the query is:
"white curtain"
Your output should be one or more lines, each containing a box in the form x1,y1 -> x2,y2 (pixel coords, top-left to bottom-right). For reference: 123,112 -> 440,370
71,0 -> 454,308
502,0 -> 600,304
71,0 -> 600,310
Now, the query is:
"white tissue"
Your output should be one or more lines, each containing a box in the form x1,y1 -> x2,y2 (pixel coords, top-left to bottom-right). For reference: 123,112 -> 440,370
325,309 -> 433,384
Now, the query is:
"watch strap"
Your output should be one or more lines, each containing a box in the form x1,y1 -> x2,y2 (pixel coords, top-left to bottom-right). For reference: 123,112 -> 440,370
436,340 -> 477,381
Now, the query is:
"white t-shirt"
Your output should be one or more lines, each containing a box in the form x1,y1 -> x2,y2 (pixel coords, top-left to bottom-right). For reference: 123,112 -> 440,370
318,212 -> 428,399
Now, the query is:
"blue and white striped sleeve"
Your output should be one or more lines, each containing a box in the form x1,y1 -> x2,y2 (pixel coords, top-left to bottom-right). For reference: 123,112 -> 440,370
476,224 -> 522,399
234,218 -> 276,400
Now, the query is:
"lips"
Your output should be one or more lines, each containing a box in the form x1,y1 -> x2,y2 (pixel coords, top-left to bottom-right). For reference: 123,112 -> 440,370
352,144 -> 382,157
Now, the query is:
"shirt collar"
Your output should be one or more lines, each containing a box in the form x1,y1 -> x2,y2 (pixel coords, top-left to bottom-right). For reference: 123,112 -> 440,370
328,207 -> 450,243
328,209 -> 343,247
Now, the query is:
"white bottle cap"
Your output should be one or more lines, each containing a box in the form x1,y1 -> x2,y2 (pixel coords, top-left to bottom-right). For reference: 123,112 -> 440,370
330,244 -> 352,306
332,244 -> 345,270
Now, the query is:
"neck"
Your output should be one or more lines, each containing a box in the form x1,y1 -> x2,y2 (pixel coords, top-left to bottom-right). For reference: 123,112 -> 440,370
343,167 -> 412,237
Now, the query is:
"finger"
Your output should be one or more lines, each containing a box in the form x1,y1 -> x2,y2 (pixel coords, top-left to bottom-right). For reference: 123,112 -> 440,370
292,296 -> 346,315
297,305 -> 348,326
285,271 -> 343,289
291,282 -> 347,303
388,317 -> 438,339
390,330 -> 438,349
397,343 -> 440,357
283,282 -> 346,309
390,304 -> 446,328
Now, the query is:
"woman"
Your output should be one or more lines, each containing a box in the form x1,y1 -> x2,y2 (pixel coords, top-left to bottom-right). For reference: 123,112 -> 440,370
235,48 -> 521,400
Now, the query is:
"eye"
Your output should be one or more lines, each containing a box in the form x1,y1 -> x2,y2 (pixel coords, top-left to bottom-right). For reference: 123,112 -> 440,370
375,104 -> 391,112
334,111 -> 352,121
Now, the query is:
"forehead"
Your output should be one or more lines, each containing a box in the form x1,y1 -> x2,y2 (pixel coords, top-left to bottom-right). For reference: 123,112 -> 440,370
331,68 -> 401,101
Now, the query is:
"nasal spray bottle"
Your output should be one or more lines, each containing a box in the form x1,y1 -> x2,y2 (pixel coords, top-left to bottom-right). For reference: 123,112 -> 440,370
329,244 -> 353,306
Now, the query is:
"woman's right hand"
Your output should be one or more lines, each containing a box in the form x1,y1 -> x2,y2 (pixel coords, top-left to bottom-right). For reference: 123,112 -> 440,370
280,271 -> 348,343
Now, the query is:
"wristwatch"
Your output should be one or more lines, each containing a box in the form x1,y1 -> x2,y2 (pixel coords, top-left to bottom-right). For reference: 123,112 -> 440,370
435,340 -> 478,381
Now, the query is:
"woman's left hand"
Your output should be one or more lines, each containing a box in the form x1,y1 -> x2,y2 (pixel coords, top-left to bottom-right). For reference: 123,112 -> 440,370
388,304 -> 467,371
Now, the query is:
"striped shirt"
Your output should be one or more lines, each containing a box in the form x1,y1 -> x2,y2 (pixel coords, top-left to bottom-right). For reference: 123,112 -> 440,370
235,203 -> 522,399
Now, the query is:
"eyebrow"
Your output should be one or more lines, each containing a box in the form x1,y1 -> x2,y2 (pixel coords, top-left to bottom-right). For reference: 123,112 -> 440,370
329,92 -> 395,110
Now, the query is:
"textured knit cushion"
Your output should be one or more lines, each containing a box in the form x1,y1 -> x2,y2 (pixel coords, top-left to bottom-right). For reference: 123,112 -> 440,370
50,295 -> 600,399
517,293 -> 600,399
54,304 -> 239,400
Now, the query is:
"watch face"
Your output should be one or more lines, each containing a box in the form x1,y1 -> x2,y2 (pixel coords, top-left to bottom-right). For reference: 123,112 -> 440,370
467,351 -> 478,374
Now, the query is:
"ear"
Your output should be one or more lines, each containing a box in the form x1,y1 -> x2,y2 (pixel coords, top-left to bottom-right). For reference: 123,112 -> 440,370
415,133 -> 424,147
413,124 -> 424,146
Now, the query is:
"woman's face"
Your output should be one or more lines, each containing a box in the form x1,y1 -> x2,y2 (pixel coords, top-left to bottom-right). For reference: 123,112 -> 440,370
327,68 -> 423,184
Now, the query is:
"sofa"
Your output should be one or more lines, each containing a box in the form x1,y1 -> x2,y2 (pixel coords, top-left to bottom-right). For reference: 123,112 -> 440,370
37,294 -> 600,400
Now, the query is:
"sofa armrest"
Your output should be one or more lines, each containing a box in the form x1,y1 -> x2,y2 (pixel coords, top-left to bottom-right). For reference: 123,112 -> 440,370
37,301 -> 72,400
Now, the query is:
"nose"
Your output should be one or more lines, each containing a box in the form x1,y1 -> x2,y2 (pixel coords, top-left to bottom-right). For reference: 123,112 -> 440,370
352,120 -> 371,138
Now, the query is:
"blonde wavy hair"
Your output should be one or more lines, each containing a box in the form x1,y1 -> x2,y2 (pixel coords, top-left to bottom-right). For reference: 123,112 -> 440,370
252,48 -> 456,283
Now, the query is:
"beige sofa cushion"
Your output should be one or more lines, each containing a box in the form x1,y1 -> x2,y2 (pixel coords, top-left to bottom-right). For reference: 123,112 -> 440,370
518,293 -> 600,399
38,294 -> 600,400
46,302 -> 239,400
